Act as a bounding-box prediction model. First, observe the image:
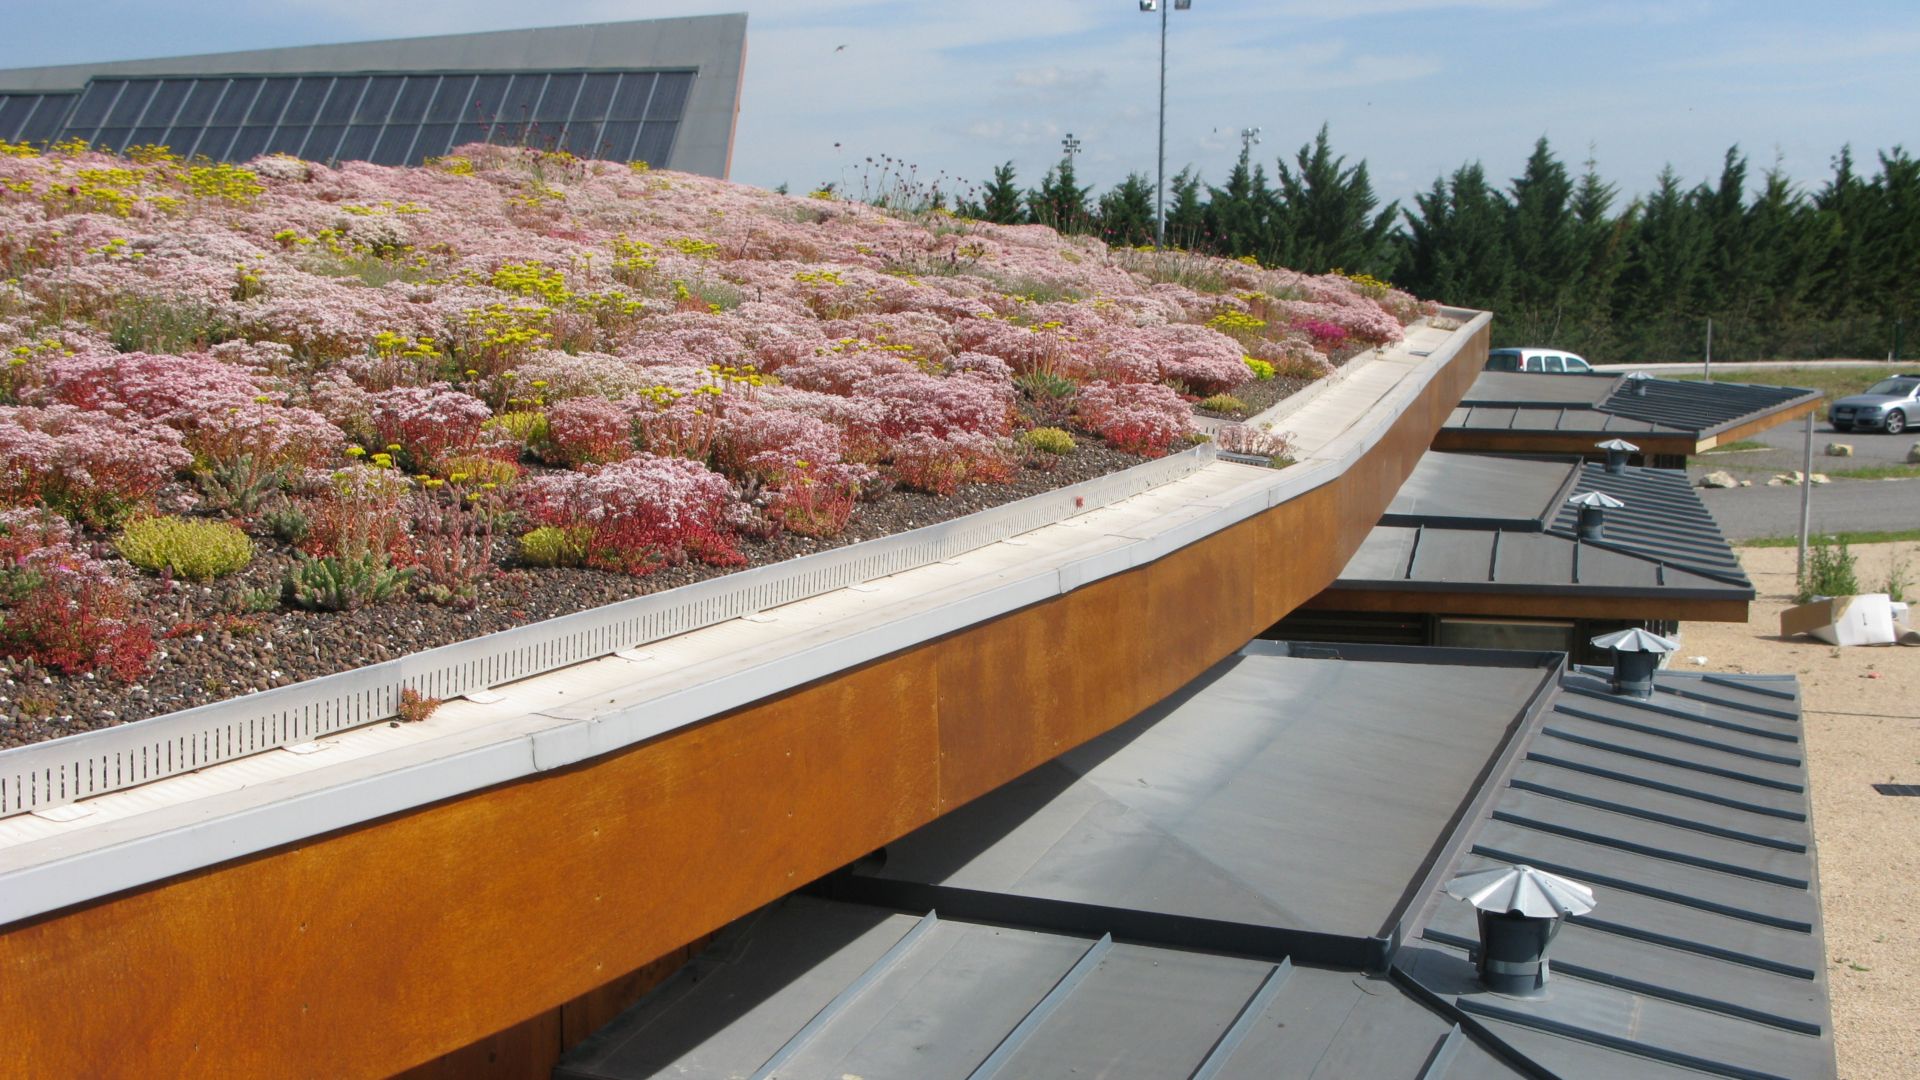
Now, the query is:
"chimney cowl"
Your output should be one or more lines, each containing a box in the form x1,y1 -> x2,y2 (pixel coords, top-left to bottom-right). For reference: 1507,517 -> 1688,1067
1566,490 -> 1624,540
1595,438 -> 1640,474
1445,863 -> 1597,998
1589,626 -> 1679,698
1623,371 -> 1654,397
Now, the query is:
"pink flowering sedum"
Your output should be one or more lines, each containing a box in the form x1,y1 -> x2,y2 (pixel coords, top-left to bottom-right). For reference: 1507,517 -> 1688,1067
1074,382 -> 1192,458
368,384 -> 491,470
517,455 -> 742,574
0,404 -> 191,526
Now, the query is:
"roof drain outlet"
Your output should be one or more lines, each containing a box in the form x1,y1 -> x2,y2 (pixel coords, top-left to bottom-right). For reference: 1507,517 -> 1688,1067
1565,490 -> 1624,541
1445,864 -> 1596,999
1624,371 -> 1654,397
1589,626 -> 1679,698
1595,438 -> 1639,474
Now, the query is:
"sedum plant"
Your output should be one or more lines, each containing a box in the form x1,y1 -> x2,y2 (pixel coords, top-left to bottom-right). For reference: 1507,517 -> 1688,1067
115,515 -> 253,580
283,552 -> 412,611
1020,427 -> 1075,455
518,525 -> 592,568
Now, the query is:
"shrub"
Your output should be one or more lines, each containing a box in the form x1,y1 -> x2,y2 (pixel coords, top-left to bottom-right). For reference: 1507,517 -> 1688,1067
519,525 -> 592,568
1020,427 -> 1075,455
1074,381 -> 1191,458
1243,356 -> 1276,381
0,405 -> 192,527
1198,394 -> 1248,414
283,553 -> 412,611
1797,537 -> 1861,604
115,515 -> 253,580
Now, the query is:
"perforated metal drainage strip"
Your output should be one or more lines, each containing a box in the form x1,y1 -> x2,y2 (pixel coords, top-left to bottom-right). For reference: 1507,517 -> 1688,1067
0,445 -> 1217,820
1871,784 -> 1920,797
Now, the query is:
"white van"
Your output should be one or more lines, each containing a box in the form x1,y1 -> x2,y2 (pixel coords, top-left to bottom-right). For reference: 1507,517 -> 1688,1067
1486,347 -> 1594,374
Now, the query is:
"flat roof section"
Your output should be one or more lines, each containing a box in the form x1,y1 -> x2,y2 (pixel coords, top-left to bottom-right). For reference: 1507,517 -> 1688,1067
846,645 -> 1553,949
1440,371 -> 1823,456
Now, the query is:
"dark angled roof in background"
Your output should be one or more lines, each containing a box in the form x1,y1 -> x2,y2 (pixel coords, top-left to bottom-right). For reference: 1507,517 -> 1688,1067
0,92 -> 77,143
1446,371 -> 1822,440
1334,451 -> 1753,600
557,641 -> 1833,1080
0,16 -> 747,176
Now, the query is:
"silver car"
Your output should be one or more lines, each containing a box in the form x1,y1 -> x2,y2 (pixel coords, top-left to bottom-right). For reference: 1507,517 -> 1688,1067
1829,374 -> 1920,434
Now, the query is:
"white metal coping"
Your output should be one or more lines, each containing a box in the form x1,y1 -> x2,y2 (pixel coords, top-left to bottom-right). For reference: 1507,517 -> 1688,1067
0,309 -> 1488,926
0,445 -> 1215,819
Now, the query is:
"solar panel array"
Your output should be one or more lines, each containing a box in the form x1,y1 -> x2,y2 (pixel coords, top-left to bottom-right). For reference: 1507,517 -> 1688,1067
0,92 -> 77,142
3,70 -> 692,167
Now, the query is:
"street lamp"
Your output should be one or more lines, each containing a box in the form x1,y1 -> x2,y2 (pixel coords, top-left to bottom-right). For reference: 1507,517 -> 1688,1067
1139,0 -> 1192,247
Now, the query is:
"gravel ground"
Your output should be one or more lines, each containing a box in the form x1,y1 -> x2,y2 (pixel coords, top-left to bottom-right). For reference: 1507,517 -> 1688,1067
0,443 -> 1153,746
1681,541 -> 1920,1079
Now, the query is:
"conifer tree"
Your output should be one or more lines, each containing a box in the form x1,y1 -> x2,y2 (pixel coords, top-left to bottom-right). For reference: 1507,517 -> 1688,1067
1027,156 -> 1093,234
1097,173 -> 1158,247
969,162 -> 1026,224
1165,167 -> 1209,250
1272,124 -> 1398,274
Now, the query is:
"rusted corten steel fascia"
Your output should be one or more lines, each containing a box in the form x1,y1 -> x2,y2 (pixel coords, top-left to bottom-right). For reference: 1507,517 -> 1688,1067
0,321 -> 1489,1079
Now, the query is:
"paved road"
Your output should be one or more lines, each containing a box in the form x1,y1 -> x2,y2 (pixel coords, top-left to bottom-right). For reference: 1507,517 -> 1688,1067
1699,479 -> 1919,541
1687,417 -> 1919,540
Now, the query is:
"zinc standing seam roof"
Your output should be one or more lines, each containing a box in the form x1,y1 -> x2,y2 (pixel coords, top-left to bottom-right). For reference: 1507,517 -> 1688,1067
556,641 -> 1832,1080
1446,372 -> 1821,441
1333,452 -> 1753,600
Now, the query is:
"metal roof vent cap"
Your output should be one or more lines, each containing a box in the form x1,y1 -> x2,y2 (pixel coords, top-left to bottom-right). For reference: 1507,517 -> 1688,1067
1446,863 -> 1597,998
1624,371 -> 1654,397
1595,438 -> 1640,474
1566,490 -> 1624,541
1590,626 -> 1679,698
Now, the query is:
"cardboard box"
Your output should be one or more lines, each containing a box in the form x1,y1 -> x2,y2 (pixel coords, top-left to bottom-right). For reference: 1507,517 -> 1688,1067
1780,594 -> 1897,646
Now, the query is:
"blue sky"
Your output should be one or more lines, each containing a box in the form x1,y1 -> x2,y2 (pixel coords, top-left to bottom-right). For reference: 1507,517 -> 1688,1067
3,1 -> 1914,210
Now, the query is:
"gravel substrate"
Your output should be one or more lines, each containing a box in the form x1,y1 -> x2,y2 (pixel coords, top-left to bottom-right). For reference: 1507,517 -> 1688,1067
0,444 -> 1154,746
1682,541 -> 1920,1079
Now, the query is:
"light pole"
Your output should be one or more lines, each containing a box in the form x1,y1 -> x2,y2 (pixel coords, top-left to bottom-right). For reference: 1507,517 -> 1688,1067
1140,0 -> 1191,247
1061,132 -> 1082,163
1240,126 -> 1261,159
